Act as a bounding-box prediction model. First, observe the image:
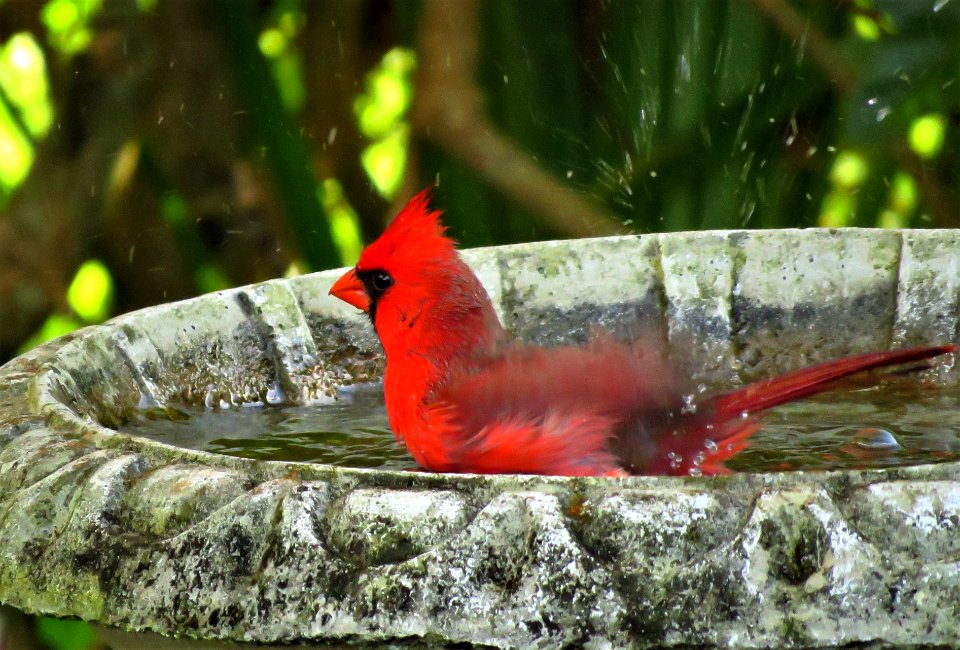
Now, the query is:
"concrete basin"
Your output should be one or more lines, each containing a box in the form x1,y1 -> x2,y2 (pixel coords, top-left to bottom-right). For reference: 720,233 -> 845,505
1,229 -> 959,648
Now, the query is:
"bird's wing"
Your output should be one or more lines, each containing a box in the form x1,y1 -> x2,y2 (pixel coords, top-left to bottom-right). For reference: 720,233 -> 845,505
419,400 -> 624,476
418,340 -> 674,476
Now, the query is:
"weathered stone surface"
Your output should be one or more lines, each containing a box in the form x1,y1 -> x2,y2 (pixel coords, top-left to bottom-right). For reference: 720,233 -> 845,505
499,236 -> 664,345
1,229 -> 959,648
661,231 -> 739,386
733,229 -> 901,380
326,488 -> 474,567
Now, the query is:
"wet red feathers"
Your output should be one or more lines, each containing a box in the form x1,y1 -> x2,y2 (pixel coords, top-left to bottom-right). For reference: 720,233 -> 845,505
330,189 -> 956,477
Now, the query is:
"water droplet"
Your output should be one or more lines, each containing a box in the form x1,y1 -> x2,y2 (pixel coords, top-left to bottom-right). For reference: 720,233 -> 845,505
204,384 -> 215,409
266,383 -> 287,405
852,427 -> 900,451
681,394 -> 698,414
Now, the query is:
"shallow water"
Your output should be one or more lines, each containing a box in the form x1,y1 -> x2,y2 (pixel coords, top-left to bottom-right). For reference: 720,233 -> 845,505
123,383 -> 411,469
726,377 -> 960,472
119,379 -> 960,474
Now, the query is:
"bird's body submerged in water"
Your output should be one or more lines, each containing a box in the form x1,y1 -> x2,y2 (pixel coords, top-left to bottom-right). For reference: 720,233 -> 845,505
330,189 -> 955,477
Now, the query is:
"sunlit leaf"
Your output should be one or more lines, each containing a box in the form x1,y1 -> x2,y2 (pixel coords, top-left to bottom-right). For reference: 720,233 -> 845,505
908,113 -> 946,159
271,51 -> 305,113
354,47 -> 416,140
321,179 -> 363,265
41,0 -> 103,56
361,126 -> 408,199
876,171 -> 918,228
852,14 -> 881,41
0,99 -> 34,192
0,33 -> 54,138
819,190 -> 856,228
889,171 -> 917,214
258,28 -> 286,58
259,4 -> 305,113
18,313 -> 83,353
829,151 -> 869,189
67,259 -> 113,323
878,208 -> 906,228
277,9 -> 305,37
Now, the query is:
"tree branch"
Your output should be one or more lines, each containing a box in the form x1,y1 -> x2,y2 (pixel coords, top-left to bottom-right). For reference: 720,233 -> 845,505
410,0 -> 628,238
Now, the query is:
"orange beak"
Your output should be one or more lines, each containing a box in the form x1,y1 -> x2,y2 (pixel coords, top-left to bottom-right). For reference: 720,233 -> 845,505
329,268 -> 371,312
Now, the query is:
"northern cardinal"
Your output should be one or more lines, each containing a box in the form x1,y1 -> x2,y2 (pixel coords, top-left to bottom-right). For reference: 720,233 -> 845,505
329,189 -> 955,477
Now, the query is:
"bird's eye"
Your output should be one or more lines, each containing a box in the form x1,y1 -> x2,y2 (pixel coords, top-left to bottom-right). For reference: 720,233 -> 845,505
372,270 -> 394,292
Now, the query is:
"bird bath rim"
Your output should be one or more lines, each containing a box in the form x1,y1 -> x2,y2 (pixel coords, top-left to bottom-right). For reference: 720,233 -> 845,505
2,227 -> 960,649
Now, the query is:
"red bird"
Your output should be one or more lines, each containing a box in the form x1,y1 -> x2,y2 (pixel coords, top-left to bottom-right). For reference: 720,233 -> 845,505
330,189 -> 955,477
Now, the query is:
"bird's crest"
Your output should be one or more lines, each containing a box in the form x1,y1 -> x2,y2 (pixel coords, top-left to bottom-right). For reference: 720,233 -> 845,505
357,187 -> 457,271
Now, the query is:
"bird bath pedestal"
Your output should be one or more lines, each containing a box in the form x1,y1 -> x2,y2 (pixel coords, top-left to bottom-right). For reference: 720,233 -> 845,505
2,229 -> 960,649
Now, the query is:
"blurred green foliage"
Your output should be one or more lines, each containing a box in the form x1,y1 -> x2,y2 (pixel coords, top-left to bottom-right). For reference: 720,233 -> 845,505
356,47 -> 415,198
42,0 -> 102,55
0,0 -> 955,377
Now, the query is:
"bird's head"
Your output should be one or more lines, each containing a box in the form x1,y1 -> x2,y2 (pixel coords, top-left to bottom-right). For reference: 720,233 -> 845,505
329,188 -> 501,353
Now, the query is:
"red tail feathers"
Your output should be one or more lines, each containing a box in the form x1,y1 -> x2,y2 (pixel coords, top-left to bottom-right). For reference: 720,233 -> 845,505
712,345 -> 957,419
652,344 -> 956,476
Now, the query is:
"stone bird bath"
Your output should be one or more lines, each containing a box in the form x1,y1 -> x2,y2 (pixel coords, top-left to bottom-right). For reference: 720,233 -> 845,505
1,229 -> 959,649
